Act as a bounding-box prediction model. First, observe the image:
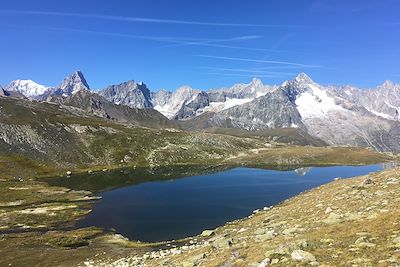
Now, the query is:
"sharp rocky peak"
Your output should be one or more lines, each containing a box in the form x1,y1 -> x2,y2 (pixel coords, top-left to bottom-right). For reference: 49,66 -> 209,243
59,70 -> 90,96
295,72 -> 313,84
249,77 -> 263,86
0,87 -> 9,97
379,80 -> 397,89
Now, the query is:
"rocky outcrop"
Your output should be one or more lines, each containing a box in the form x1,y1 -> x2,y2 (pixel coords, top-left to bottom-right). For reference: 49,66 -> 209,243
58,70 -> 90,96
0,87 -> 9,97
99,80 -> 153,109
208,88 -> 304,131
62,90 -> 175,128
174,91 -> 210,119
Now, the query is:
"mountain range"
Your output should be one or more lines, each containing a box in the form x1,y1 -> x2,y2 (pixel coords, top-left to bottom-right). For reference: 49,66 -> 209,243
2,70 -> 400,152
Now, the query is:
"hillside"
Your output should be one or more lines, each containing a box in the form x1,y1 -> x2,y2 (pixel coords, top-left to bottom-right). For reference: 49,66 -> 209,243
87,166 -> 400,267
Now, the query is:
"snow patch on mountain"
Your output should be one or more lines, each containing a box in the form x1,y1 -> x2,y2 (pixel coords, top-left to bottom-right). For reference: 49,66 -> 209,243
6,80 -> 48,98
197,97 -> 255,114
384,101 -> 400,119
153,86 -> 199,118
295,83 -> 345,119
365,107 -> 394,120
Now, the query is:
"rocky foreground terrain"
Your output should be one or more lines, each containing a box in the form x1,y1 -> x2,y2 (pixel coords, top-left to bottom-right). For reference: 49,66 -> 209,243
83,167 -> 400,267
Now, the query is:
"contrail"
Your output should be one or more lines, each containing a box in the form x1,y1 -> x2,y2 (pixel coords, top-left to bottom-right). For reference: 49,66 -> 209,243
195,55 -> 322,68
0,10 -> 306,28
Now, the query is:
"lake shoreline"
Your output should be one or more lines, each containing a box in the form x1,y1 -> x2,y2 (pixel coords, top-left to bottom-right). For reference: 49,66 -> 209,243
0,146 -> 396,266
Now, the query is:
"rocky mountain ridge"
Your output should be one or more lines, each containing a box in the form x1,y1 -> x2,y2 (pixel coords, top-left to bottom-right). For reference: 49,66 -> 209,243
2,71 -> 400,152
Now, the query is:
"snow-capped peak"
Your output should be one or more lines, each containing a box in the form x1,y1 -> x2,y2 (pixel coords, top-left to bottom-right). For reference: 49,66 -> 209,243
153,85 -> 200,119
249,77 -> 263,87
5,79 -> 48,98
60,70 -> 90,96
380,80 -> 396,89
295,82 -> 345,119
295,72 -> 313,84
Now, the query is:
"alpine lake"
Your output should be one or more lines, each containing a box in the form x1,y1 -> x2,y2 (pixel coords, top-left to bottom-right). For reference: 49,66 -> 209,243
49,164 -> 387,242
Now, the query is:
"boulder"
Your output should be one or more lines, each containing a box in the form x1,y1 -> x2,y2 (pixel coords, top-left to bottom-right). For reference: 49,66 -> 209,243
291,250 -> 316,262
201,230 -> 215,237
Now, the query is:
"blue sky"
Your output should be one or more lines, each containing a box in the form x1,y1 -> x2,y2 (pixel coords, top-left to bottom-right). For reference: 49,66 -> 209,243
1,0 -> 399,90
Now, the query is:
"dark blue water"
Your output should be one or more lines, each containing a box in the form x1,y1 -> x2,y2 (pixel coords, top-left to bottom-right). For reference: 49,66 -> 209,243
77,165 -> 382,242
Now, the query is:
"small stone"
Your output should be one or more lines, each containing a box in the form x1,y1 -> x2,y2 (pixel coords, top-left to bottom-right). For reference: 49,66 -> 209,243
66,171 -> 72,176
363,178 -> 374,185
291,250 -> 316,262
323,212 -> 342,224
182,262 -> 194,267
354,236 -> 367,244
355,232 -> 371,236
257,258 -> 270,267
325,207 -> 333,214
282,227 -> 300,236
212,236 -> 232,249
392,236 -> 400,244
255,230 -> 276,242
255,228 -> 266,235
356,242 -> 376,248
201,230 -> 214,237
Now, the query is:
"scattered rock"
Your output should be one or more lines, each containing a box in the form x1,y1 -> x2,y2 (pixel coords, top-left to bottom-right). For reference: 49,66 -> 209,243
282,227 -> 301,236
291,250 -> 316,263
255,228 -> 266,235
271,258 -> 279,264
255,230 -> 276,242
201,230 -> 214,237
325,207 -> 333,214
323,212 -> 342,224
363,177 -> 374,185
212,236 -> 232,249
354,237 -> 376,248
257,257 -> 270,267
253,209 -> 260,214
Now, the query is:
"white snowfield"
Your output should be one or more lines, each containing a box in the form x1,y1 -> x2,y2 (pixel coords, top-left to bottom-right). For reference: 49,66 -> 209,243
6,80 -> 48,98
197,97 -> 255,114
154,86 -> 199,119
295,83 -> 346,119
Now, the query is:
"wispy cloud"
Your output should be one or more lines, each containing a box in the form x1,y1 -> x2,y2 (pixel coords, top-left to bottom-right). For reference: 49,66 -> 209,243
195,55 -> 322,68
0,10 -> 305,28
4,24 -> 281,53
206,72 -> 280,78
201,67 -> 297,75
165,42 -> 288,53
4,24 -> 262,48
